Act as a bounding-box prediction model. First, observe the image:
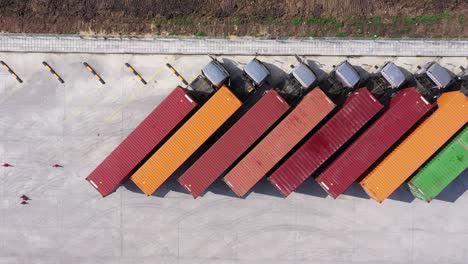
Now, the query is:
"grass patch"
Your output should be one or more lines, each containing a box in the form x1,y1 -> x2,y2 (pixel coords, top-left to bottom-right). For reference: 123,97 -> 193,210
368,16 -> 383,26
402,16 -> 414,33
307,16 -> 343,28
173,16 -> 194,25
152,17 -> 167,28
194,31 -> 206,37
262,16 -> 278,25
458,14 -> 466,24
297,32 -> 319,37
228,18 -> 243,25
414,13 -> 453,24
291,17 -> 303,26
336,32 -> 350,37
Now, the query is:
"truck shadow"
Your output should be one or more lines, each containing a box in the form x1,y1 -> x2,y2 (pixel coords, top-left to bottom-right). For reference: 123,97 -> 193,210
260,61 -> 287,88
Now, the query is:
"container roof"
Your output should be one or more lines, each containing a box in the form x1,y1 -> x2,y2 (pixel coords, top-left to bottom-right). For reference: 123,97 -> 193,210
334,61 -> 360,88
380,62 -> 406,88
291,63 -> 317,89
244,59 -> 270,86
202,60 -> 229,88
426,62 -> 453,89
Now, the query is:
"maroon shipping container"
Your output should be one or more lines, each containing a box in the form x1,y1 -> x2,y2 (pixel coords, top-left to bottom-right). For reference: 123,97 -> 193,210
268,88 -> 384,197
178,90 -> 290,198
223,88 -> 336,197
316,87 -> 434,198
86,87 -> 197,196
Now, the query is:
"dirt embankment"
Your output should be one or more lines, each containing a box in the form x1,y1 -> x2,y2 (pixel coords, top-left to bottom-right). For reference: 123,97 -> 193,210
0,0 -> 467,38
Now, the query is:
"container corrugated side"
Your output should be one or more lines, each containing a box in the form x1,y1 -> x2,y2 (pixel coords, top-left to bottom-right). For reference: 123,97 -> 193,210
268,88 -> 384,197
178,90 -> 290,198
360,91 -> 468,202
131,86 -> 242,195
316,88 -> 434,198
408,127 -> 468,202
86,87 -> 197,196
223,88 -> 335,197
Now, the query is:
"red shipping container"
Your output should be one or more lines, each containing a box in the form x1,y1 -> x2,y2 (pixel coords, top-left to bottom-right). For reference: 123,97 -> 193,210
178,90 -> 290,198
86,87 -> 197,196
316,88 -> 434,198
268,88 -> 384,197
223,88 -> 336,197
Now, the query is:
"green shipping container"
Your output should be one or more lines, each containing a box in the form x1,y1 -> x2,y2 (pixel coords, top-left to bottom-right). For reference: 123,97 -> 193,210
408,127 -> 468,202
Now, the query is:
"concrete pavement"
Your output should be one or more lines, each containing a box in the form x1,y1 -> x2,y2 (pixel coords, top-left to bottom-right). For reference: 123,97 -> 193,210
0,52 -> 467,264
0,34 -> 467,56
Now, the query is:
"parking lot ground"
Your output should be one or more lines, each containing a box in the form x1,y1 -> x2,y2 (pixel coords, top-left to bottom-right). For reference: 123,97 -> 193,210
0,52 -> 467,264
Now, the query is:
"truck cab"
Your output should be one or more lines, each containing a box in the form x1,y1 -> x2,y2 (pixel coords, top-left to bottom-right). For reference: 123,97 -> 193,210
458,66 -> 468,95
324,60 -> 363,103
366,61 -> 407,104
243,58 -> 271,94
201,59 -> 230,88
279,57 -> 318,102
414,62 -> 456,102
188,59 -> 230,101
333,60 -> 362,89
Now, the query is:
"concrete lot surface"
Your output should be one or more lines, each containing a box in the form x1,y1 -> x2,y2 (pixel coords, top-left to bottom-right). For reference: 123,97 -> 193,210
0,53 -> 467,264
1,34 -> 468,56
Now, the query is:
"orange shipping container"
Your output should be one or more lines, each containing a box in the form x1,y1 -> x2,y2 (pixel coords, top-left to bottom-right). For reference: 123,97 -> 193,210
360,91 -> 468,202
131,86 -> 242,195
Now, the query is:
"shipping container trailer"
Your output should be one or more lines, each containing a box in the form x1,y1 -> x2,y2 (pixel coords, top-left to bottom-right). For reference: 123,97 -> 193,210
268,62 -> 408,197
268,88 -> 384,196
85,87 -> 198,196
178,58 -> 318,198
408,127 -> 467,202
131,85 -> 242,195
223,61 -> 362,197
316,62 -> 454,198
360,90 -> 468,202
85,59 -> 230,196
178,90 -> 290,197
316,88 -> 433,198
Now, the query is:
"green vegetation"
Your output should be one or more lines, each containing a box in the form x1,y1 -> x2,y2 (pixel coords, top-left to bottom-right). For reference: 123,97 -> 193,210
152,17 -> 167,28
306,16 -> 343,28
262,16 -> 278,25
173,16 -> 194,25
414,13 -> 453,24
336,32 -> 349,37
458,14 -> 466,24
228,18 -> 243,25
154,12 -> 465,39
291,17 -> 303,26
368,16 -> 383,27
402,16 -> 414,33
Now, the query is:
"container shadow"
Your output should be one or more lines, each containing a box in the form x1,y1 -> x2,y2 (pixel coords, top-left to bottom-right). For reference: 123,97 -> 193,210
341,182 -> 371,200
434,169 -> 467,203
207,179 -> 243,199
249,178 -> 286,198
293,178 -> 328,199
387,186 -> 416,203
122,174 -> 189,198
